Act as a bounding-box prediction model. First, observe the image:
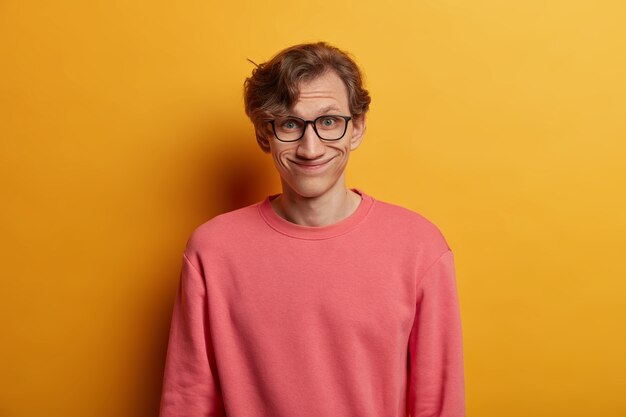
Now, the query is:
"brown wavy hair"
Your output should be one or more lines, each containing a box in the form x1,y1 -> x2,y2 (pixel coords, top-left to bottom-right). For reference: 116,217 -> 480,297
243,42 -> 371,152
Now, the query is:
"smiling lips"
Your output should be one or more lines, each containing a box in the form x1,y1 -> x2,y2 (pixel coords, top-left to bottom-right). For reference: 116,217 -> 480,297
290,157 -> 335,172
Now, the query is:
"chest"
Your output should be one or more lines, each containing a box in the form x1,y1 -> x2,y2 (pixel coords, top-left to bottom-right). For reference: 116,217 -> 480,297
209,240 -> 419,344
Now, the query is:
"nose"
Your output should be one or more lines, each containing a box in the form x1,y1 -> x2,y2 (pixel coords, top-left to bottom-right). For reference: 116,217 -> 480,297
295,122 -> 325,160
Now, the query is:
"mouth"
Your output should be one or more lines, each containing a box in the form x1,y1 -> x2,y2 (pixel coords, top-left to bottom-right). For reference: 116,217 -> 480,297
290,157 -> 334,172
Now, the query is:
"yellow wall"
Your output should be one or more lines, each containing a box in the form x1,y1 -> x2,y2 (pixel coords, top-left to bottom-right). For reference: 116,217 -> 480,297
1,1 -> 625,416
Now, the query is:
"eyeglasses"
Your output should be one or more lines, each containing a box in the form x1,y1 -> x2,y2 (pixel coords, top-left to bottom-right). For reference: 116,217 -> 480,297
270,115 -> 352,142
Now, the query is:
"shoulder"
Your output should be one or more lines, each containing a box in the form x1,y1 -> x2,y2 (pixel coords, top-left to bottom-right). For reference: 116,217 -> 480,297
184,202 -> 262,255
368,196 -> 451,253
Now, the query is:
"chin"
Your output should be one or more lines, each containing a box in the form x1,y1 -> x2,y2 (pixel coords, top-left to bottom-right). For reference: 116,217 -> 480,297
284,177 -> 338,199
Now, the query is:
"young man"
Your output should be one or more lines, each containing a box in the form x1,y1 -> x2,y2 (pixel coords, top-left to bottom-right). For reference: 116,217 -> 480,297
160,42 -> 465,417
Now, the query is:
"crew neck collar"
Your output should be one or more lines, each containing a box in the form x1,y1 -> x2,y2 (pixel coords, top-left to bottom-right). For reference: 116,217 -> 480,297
258,189 -> 374,240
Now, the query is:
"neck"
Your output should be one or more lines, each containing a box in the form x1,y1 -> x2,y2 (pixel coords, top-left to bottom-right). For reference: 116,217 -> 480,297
271,182 -> 362,227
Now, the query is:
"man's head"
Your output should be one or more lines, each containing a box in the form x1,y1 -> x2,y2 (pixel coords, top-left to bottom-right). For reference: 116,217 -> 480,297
244,42 -> 371,152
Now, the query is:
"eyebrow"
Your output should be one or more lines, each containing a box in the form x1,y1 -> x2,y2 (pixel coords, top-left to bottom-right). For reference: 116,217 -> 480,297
316,105 -> 342,115
287,105 -> 343,119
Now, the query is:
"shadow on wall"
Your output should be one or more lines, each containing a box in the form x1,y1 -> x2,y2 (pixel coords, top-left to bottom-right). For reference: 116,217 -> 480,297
210,137 -> 278,216
186,123 -> 279,219
131,128 -> 277,417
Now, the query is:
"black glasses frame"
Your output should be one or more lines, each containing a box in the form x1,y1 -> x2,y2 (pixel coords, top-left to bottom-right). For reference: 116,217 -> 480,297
270,115 -> 352,142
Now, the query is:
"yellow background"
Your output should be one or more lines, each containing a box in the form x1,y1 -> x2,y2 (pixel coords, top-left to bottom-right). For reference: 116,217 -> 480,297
1,0 -> 625,416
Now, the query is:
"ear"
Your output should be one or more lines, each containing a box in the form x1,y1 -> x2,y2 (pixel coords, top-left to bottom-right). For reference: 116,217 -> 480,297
256,129 -> 271,153
349,113 -> 366,151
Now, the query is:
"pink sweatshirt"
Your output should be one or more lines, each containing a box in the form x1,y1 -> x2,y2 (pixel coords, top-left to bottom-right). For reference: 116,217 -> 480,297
160,190 -> 465,417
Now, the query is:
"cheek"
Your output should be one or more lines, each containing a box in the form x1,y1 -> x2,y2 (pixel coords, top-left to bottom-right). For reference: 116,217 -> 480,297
332,144 -> 352,160
269,148 -> 290,170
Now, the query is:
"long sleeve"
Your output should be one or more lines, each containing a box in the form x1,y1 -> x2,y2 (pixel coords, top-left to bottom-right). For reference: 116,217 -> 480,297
407,250 -> 465,417
160,253 -> 226,417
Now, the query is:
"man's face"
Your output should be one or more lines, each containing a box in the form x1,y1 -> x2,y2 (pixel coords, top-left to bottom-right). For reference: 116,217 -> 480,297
267,70 -> 365,200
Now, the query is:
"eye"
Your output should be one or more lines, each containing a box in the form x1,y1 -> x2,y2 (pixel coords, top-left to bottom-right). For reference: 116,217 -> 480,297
279,118 -> 302,131
318,116 -> 340,129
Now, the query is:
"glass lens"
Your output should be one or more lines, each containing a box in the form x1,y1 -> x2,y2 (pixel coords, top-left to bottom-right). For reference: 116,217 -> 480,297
315,116 -> 347,140
274,117 -> 305,141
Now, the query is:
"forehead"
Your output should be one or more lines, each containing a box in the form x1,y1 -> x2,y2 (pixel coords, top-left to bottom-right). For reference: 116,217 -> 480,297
291,71 -> 350,115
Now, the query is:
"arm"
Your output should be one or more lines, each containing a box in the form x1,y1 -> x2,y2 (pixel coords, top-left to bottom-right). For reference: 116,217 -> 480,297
407,250 -> 465,417
160,254 -> 226,417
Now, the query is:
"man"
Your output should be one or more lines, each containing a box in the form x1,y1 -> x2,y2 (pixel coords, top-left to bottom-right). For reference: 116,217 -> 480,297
160,42 -> 465,417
